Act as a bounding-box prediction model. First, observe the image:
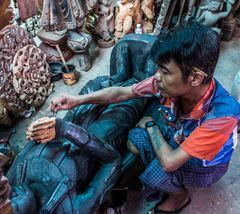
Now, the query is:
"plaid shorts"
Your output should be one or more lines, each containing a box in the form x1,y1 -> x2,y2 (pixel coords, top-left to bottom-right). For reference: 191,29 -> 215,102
128,128 -> 229,201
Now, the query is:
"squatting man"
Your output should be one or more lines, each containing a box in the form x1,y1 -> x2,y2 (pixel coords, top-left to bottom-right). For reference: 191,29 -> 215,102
27,20 -> 240,213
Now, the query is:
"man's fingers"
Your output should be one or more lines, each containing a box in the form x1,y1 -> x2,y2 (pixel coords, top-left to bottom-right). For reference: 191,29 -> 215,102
26,117 -> 56,143
28,117 -> 55,130
27,129 -> 55,138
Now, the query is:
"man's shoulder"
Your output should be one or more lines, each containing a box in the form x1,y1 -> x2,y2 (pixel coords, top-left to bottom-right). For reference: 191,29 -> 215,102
209,79 -> 240,118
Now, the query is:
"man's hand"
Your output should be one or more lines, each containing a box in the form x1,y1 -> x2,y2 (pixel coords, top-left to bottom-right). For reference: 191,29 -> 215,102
26,117 -> 56,143
136,116 -> 153,129
51,93 -> 78,112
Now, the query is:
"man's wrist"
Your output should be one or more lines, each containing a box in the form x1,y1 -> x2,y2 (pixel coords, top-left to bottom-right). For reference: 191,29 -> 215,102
145,120 -> 157,129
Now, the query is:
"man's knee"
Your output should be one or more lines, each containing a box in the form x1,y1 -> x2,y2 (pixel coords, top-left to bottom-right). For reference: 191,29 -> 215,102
127,140 -> 139,155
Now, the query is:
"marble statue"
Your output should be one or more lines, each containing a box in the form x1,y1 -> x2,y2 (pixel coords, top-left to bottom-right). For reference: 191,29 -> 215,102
196,0 -> 234,32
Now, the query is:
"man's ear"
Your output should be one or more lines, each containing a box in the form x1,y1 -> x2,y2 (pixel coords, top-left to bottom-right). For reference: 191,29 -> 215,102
190,71 -> 205,87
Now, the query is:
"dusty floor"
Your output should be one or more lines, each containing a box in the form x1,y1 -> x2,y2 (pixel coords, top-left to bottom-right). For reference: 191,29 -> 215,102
1,33 -> 240,214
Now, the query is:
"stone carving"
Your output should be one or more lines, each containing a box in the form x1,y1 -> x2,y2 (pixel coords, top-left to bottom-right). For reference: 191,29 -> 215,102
12,45 -> 53,108
114,0 -> 142,39
196,0 -> 234,32
0,25 -> 35,112
141,0 -> 154,33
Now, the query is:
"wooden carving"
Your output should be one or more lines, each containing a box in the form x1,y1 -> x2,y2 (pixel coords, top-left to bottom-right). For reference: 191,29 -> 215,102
141,0 -> 154,33
26,117 -> 56,143
0,25 -> 35,112
12,45 -> 53,108
17,0 -> 42,21
40,0 -> 97,31
91,0 -> 115,47
114,0 -> 142,39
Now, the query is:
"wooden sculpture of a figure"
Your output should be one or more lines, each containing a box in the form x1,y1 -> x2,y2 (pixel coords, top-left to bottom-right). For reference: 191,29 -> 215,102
114,0 -> 141,39
141,0 -> 155,33
39,0 -> 94,70
7,34 -> 158,214
87,0 -> 115,48
196,0 -> 235,33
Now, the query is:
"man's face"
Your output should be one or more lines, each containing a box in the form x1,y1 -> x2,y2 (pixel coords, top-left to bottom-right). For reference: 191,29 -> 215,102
0,0 -> 14,30
154,60 -> 191,98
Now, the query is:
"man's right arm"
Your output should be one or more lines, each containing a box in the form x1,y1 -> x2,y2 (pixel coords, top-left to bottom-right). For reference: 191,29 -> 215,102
51,86 -> 136,112
77,86 -> 135,105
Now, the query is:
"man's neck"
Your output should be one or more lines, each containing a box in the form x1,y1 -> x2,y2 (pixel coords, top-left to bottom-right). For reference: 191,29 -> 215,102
180,83 -> 210,115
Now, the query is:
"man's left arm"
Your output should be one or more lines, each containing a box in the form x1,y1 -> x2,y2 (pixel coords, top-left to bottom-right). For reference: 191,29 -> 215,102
147,125 -> 191,172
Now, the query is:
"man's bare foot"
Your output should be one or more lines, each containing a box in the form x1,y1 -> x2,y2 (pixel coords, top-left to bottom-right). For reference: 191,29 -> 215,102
149,188 -> 191,213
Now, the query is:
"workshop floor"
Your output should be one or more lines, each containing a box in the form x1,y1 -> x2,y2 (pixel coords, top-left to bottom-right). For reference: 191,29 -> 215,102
1,33 -> 240,214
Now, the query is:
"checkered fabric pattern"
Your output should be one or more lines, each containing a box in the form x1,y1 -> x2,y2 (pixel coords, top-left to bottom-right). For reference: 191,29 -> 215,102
128,128 -> 229,201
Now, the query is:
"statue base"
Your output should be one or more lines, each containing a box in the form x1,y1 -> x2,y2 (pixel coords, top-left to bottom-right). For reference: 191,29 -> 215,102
97,38 -> 115,48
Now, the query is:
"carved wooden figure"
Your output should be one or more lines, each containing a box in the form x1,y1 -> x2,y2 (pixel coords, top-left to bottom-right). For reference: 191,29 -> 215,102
141,0 -> 154,33
93,0 -> 115,47
114,0 -> 141,39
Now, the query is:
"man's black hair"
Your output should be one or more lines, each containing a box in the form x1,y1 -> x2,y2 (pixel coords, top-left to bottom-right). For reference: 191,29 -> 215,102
150,20 -> 220,84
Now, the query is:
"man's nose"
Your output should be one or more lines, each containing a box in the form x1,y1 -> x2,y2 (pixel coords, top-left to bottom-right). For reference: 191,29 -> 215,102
154,71 -> 161,81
